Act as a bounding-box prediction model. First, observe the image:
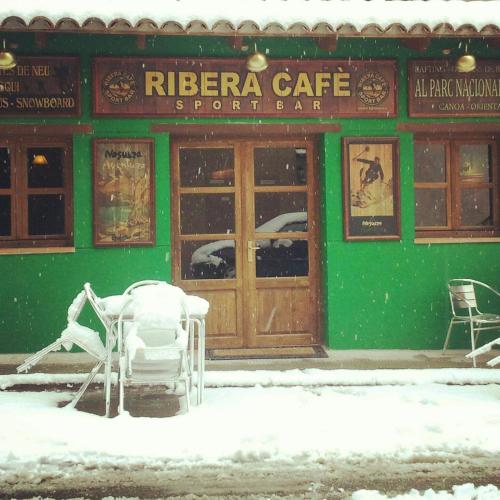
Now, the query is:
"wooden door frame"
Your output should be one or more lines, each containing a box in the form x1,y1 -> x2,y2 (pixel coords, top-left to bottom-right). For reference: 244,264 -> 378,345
170,135 -> 322,349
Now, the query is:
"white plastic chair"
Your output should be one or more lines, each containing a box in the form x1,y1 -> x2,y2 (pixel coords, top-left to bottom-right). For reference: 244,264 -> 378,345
117,282 -> 192,415
17,289 -> 108,408
122,280 -> 209,404
466,337 -> 500,367
443,278 -> 500,367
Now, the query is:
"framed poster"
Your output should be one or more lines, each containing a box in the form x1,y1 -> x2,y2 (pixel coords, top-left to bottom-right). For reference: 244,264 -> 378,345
93,139 -> 155,247
342,137 -> 400,241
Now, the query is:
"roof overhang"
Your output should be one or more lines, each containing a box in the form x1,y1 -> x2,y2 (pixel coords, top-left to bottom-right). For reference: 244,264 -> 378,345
0,0 -> 499,38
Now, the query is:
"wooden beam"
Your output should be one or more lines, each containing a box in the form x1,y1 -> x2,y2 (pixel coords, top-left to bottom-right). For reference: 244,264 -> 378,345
0,124 -> 93,135
136,35 -> 147,50
314,37 -> 338,53
398,122 -> 500,133
151,123 -> 341,136
400,38 -> 431,52
35,32 -> 48,49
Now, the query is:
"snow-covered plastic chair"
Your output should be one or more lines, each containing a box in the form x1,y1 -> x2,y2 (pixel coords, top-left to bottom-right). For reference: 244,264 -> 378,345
122,280 -> 209,404
443,279 -> 500,367
17,289 -> 107,408
117,282 -> 192,415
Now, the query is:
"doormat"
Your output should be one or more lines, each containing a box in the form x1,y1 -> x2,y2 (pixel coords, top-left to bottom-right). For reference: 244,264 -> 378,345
206,345 -> 328,360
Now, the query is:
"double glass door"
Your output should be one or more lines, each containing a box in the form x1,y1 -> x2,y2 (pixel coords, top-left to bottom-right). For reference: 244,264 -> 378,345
171,139 -> 319,349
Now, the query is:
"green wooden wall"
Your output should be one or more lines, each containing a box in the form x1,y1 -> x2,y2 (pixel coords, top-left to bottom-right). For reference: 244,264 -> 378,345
0,33 -> 498,352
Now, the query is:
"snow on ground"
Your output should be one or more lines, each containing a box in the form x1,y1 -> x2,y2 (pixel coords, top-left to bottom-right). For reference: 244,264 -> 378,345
1,372 -> 500,468
353,484 -> 500,499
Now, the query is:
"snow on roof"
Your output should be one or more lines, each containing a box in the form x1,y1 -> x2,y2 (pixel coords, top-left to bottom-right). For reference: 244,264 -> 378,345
1,0 -> 499,37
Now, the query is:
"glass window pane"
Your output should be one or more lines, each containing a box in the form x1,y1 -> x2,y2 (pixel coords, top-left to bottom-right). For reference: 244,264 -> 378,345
28,194 -> 65,235
256,239 -> 308,278
180,194 -> 235,235
460,144 -> 492,183
461,189 -> 493,226
0,195 -> 11,236
254,147 -> 307,186
254,193 -> 307,230
414,143 -> 446,183
0,148 -> 11,189
180,148 -> 234,187
27,147 -> 65,188
415,189 -> 447,227
181,239 -> 235,280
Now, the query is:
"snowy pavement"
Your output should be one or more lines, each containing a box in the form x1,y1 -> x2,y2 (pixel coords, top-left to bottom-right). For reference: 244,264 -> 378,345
1,368 -> 500,497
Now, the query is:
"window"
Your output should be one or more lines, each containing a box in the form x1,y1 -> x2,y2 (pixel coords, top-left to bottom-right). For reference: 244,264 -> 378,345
0,137 -> 73,248
414,136 -> 498,238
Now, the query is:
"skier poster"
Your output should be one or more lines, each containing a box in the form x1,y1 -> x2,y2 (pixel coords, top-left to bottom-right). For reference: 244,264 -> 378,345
342,137 -> 401,240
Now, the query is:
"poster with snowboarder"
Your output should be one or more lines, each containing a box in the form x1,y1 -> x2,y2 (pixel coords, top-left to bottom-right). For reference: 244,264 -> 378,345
342,137 -> 400,240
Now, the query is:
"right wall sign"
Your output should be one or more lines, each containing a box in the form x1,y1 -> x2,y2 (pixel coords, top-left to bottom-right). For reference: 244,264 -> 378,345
408,59 -> 500,118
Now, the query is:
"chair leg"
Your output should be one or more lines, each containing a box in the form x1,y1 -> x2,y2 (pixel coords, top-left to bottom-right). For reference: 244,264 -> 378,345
470,321 -> 477,368
17,339 -> 65,373
118,356 -> 126,415
184,379 -> 190,413
66,360 -> 104,408
443,319 -> 455,353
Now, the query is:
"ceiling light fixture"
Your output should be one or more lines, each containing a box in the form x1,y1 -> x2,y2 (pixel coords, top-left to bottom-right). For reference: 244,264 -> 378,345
32,154 -> 49,166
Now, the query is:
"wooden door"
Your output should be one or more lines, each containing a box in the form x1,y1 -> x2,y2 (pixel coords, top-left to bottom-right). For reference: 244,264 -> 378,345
171,138 -> 320,349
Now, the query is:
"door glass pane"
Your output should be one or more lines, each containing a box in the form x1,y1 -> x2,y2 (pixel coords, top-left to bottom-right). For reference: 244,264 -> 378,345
461,189 -> 493,226
0,195 -> 11,236
415,189 -> 447,227
0,148 -> 11,189
254,147 -> 307,186
254,193 -> 307,230
180,148 -> 234,187
460,144 -> 492,183
414,143 -> 446,183
256,239 -> 308,278
180,194 -> 235,234
181,239 -> 235,280
27,147 -> 64,188
28,194 -> 65,235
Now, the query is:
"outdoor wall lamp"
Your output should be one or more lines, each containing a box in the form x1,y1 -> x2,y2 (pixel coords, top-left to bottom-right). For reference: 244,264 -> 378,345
246,43 -> 268,73
455,54 -> 476,73
455,42 -> 476,73
0,39 -> 17,70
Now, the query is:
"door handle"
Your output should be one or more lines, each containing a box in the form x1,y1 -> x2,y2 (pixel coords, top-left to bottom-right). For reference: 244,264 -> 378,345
247,240 -> 260,263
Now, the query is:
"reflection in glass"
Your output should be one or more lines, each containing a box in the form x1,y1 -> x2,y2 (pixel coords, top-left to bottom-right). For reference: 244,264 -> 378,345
254,192 -> 307,229
256,238 -> 308,278
180,148 -> 234,187
0,195 -> 11,236
182,239 -> 235,280
0,148 -> 11,189
460,145 -> 492,182
180,194 -> 235,235
414,143 -> 446,183
254,147 -> 307,186
28,194 -> 65,235
461,189 -> 492,226
415,189 -> 447,227
27,148 -> 64,188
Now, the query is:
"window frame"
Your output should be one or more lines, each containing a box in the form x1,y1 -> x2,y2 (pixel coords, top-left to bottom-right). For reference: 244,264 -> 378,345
0,136 -> 73,248
414,133 -> 499,239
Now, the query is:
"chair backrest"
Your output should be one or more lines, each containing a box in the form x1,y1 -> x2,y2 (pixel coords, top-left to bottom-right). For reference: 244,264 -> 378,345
84,282 -> 114,329
448,279 -> 478,315
67,290 -> 87,323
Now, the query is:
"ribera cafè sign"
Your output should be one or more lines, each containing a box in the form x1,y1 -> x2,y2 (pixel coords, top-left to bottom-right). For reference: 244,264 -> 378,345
93,57 -> 397,117
409,59 -> 500,117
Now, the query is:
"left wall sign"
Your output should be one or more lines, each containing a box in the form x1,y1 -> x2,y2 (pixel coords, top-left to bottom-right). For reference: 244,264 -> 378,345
0,56 -> 80,116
